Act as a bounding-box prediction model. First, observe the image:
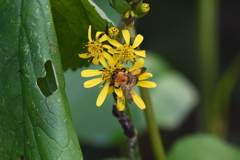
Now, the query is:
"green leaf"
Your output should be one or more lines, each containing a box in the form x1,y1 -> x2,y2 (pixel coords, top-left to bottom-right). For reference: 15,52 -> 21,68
168,134 -> 240,160
109,0 -> 131,14
50,0 -> 113,71
104,158 -> 128,160
65,52 -> 199,147
0,0 -> 82,159
92,0 -> 120,25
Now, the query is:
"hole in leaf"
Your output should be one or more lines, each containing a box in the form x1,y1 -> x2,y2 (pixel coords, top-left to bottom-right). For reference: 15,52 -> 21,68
37,60 -> 58,97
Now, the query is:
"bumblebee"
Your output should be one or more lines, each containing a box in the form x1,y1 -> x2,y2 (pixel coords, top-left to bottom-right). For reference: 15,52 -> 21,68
112,67 -> 146,104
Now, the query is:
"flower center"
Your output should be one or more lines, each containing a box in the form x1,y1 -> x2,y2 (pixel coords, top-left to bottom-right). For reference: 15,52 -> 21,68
115,44 -> 138,61
102,66 -> 117,81
87,41 -> 103,55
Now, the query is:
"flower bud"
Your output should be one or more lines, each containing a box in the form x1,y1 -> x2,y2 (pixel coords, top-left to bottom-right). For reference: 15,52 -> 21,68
108,27 -> 119,38
133,3 -> 150,18
122,10 -> 137,26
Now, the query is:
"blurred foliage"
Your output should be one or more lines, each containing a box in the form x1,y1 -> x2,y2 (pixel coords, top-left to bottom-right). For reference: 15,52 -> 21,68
104,158 -> 129,160
168,134 -> 240,160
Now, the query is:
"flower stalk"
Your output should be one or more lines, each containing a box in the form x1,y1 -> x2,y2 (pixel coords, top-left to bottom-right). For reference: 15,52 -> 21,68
140,88 -> 166,160
112,105 -> 141,160
198,0 -> 219,133
129,25 -> 166,160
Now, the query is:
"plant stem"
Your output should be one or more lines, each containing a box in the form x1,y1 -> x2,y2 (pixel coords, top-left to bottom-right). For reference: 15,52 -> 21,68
112,104 -> 141,160
128,25 -> 166,160
198,0 -> 219,133
116,15 -> 126,43
125,104 -> 141,160
211,53 -> 240,137
140,88 -> 166,160
114,18 -> 141,160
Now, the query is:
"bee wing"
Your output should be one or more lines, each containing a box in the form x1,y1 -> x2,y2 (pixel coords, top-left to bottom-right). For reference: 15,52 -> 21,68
127,67 -> 146,76
120,84 -> 133,104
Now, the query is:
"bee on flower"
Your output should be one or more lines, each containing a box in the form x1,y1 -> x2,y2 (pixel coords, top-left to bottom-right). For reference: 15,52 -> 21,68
112,58 -> 157,111
81,59 -> 124,108
81,57 -> 156,111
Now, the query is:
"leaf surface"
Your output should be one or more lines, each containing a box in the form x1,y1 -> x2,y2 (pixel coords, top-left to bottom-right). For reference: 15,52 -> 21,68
51,0 -> 112,71
168,134 -> 240,160
0,0 -> 82,159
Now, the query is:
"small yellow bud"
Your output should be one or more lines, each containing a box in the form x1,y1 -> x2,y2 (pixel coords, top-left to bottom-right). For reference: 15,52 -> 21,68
122,10 -> 137,26
108,27 -> 119,38
124,10 -> 135,19
141,3 -> 150,13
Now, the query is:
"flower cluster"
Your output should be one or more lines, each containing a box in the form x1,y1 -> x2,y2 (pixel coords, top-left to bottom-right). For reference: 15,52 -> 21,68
79,25 -> 156,111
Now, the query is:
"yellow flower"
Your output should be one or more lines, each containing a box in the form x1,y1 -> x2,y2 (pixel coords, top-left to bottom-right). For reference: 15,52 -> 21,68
114,58 -> 157,111
108,29 -> 146,63
79,25 -> 114,66
81,60 -> 123,107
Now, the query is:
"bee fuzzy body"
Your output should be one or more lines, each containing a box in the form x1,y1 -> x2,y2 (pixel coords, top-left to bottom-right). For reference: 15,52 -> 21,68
112,67 -> 146,104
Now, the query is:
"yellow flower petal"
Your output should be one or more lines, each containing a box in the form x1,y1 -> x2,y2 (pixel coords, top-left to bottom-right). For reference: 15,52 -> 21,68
138,73 -> 152,80
78,53 -> 91,59
134,50 -> 146,57
128,58 -> 145,72
99,34 -> 108,42
103,52 -> 116,67
137,81 -> 157,88
88,25 -> 92,42
113,55 -> 119,62
133,58 -> 144,68
132,90 -> 146,110
84,77 -> 102,88
122,30 -> 130,45
107,86 -> 115,95
81,70 -> 102,77
96,31 -> 105,40
117,96 -> 125,111
115,87 -> 123,97
108,49 -> 115,54
99,55 -> 107,68
96,81 -> 110,106
132,34 -> 144,48
92,56 -> 99,65
102,44 -> 113,50
108,38 -> 122,47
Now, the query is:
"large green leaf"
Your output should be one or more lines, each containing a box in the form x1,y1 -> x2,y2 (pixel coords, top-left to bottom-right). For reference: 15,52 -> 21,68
0,0 -> 82,159
65,52 -> 199,147
50,0 -> 113,71
168,134 -> 240,160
